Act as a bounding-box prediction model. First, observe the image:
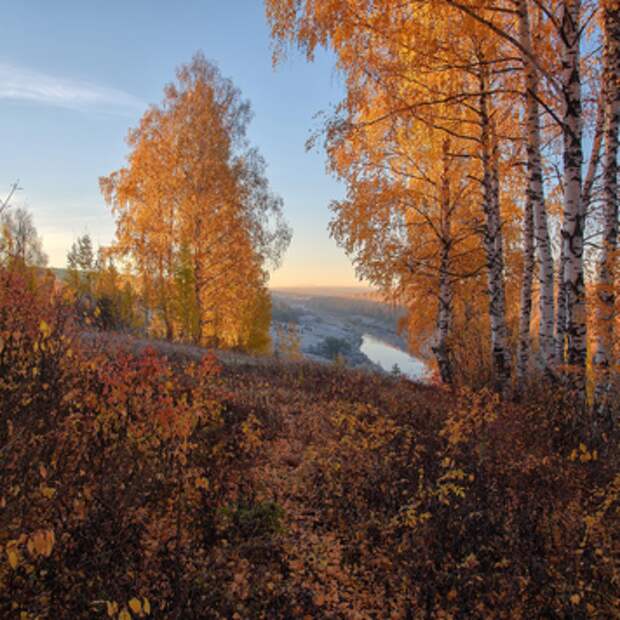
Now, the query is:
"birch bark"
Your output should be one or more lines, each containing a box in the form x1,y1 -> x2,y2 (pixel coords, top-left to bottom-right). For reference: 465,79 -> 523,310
516,173 -> 535,384
593,3 -> 620,412
517,0 -> 555,374
433,139 -> 454,384
479,66 -> 512,392
560,0 -> 587,395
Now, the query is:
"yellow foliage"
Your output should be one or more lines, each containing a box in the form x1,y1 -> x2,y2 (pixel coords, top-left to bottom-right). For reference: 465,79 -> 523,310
128,598 -> 142,615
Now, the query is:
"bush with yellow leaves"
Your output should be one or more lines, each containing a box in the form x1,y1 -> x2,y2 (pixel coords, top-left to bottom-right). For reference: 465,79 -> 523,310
0,267 -> 272,618
1,265 -> 618,618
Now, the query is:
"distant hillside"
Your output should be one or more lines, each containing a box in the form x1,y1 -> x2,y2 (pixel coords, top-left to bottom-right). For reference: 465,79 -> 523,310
272,290 -> 405,329
271,286 -> 374,299
302,295 -> 405,324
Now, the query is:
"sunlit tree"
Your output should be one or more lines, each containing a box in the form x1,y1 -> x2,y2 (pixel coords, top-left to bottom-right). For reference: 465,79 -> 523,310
101,52 -> 291,348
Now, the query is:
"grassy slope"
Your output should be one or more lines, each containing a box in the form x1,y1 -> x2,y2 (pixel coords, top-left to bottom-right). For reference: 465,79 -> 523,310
104,334 -> 618,617
218,359 -> 445,616
6,317 -> 617,617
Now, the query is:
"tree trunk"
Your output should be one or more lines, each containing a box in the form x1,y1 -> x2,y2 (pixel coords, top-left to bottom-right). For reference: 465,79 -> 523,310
158,254 -> 174,341
516,173 -> 535,385
517,0 -> 555,373
565,84 -> 605,366
193,250 -> 204,345
433,139 -> 454,385
560,0 -> 586,396
593,4 -> 620,414
142,273 -> 151,336
165,316 -> 174,341
555,246 -> 568,364
192,212 -> 205,345
582,91 -> 606,212
479,67 -> 512,393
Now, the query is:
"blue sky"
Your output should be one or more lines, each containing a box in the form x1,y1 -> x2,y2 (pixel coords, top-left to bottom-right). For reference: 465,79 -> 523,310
0,0 -> 361,287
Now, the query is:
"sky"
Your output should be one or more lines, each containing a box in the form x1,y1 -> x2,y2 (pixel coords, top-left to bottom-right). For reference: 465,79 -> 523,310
0,0 -> 362,287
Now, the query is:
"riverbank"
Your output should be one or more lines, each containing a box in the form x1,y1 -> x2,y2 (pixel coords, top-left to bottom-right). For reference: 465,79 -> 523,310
270,290 -> 428,380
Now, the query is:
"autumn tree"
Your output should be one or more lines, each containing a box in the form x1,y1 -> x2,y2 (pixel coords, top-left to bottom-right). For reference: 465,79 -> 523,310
0,207 -> 47,268
442,1 -> 607,393
65,235 -> 139,331
66,233 -> 95,298
101,53 -> 290,349
592,0 -> 620,416
267,0 -> 521,389
266,0 -> 613,405
91,250 -> 139,331
327,112 -> 488,384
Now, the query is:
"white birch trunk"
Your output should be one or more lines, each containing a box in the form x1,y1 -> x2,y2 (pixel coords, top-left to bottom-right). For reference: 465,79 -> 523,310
582,92 -> 605,212
517,0 -> 555,373
555,244 -> 568,364
433,139 -> 454,385
516,174 -> 535,385
560,0 -> 586,395
565,81 -> 604,366
479,69 -> 512,392
593,4 -> 620,414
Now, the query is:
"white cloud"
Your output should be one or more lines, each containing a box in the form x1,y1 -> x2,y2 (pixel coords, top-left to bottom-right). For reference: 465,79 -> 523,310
0,61 -> 144,112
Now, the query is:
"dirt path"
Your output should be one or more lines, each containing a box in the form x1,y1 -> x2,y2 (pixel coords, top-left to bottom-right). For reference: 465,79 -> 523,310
247,382 -> 390,618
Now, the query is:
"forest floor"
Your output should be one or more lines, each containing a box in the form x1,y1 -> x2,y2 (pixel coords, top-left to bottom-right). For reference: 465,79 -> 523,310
12,328 -> 614,617
5,279 -> 617,618
212,351 -> 443,617
84,329 -> 442,615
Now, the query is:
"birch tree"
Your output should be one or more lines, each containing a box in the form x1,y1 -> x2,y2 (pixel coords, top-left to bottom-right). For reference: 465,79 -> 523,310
0,207 -> 47,268
558,1 -> 587,392
593,1 -> 620,413
101,53 -> 290,349
265,0 -> 611,402
267,0 -> 519,389
516,0 -> 556,376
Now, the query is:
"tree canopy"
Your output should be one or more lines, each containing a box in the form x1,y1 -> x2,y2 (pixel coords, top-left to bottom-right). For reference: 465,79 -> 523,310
101,53 -> 291,350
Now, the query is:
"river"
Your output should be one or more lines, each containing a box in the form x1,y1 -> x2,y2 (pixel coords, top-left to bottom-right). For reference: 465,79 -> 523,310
360,333 -> 428,381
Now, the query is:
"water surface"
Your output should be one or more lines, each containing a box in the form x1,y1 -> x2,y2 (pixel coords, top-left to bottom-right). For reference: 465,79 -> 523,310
361,334 -> 428,381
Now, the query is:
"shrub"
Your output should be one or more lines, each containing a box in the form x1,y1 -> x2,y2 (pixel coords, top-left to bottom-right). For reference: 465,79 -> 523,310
1,266 -> 618,618
0,268 -> 260,618
287,384 -> 619,617
311,336 -> 352,360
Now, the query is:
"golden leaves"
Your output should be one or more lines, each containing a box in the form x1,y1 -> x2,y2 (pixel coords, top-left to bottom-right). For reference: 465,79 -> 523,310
39,484 -> 56,500
6,546 -> 19,570
103,598 -> 150,619
39,320 -> 51,339
26,530 -> 55,558
4,529 -> 54,570
1,259 -> 617,618
100,53 -> 288,350
128,598 -> 143,614
195,477 -> 210,491
569,443 -> 599,463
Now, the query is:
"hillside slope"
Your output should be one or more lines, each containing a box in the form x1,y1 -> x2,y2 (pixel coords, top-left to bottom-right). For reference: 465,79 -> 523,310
2,302 -> 617,618
83,333 -> 619,617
